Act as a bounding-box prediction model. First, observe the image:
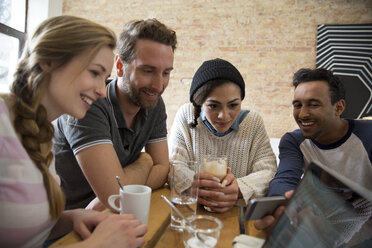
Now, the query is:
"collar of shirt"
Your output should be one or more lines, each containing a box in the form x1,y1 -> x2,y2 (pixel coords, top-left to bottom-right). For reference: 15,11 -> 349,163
200,108 -> 249,137
310,119 -> 353,150
107,78 -> 148,129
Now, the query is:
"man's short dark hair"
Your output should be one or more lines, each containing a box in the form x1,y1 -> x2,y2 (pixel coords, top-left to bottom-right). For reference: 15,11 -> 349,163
117,18 -> 177,64
293,68 -> 346,105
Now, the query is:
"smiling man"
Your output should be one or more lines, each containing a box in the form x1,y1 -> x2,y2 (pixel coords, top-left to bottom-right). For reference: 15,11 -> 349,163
268,68 -> 372,196
53,19 -> 177,210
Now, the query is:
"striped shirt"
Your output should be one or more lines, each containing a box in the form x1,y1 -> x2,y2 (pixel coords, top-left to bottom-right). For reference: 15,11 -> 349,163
0,98 -> 55,248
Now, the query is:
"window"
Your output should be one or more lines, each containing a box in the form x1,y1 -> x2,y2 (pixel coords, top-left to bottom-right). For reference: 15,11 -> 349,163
0,0 -> 27,92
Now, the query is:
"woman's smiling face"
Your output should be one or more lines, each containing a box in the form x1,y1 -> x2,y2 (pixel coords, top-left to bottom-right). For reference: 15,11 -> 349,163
202,82 -> 242,133
42,46 -> 114,121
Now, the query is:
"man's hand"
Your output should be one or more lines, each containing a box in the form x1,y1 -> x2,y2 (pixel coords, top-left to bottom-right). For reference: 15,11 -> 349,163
253,190 -> 294,230
76,145 -> 155,213
85,197 -> 106,212
127,152 -> 153,170
143,141 -> 170,189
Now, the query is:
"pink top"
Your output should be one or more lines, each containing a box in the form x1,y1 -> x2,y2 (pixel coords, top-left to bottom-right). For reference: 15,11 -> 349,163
0,98 -> 56,248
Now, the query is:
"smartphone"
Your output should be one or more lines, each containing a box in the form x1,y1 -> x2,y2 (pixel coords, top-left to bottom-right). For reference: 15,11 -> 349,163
245,196 -> 288,220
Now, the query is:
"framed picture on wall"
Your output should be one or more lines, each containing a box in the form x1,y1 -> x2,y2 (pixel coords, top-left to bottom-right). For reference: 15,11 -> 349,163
316,24 -> 372,119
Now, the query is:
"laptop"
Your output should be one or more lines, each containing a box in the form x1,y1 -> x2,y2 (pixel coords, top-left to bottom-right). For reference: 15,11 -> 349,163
262,162 -> 372,248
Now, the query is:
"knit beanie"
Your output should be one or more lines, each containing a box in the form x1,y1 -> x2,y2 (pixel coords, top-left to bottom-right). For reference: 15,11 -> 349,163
189,58 -> 245,102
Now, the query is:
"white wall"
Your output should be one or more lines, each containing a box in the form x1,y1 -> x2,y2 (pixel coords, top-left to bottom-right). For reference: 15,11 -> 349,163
28,0 -> 63,34
270,138 -> 280,166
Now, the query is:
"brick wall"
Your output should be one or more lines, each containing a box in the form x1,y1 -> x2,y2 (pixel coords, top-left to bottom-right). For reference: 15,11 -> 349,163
63,0 -> 372,138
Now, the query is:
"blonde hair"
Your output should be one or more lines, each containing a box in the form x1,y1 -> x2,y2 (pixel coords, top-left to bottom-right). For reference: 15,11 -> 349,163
10,15 -> 116,219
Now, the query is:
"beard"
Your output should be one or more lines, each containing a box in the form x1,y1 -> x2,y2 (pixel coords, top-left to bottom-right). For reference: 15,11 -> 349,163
299,125 -> 322,141
121,73 -> 163,109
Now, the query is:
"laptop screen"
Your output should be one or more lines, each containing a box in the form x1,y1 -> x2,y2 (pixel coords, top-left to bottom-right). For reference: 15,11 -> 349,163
263,162 -> 372,248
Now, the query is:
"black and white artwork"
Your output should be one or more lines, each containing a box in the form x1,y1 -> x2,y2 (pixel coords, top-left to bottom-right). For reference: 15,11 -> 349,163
316,24 -> 372,119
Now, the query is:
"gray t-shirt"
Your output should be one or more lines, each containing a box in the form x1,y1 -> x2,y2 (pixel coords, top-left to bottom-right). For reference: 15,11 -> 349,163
53,78 -> 167,209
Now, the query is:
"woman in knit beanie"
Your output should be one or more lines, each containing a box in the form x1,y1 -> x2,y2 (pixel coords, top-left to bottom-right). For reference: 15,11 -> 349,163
169,58 -> 277,212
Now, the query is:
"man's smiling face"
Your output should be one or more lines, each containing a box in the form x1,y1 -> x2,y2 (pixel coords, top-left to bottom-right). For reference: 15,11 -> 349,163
292,80 -> 341,144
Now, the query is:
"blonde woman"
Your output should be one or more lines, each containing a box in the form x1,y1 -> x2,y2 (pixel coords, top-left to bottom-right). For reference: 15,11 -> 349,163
0,15 -> 146,248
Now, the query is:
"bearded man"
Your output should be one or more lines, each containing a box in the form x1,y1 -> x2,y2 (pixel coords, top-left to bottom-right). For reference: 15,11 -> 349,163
54,19 -> 177,211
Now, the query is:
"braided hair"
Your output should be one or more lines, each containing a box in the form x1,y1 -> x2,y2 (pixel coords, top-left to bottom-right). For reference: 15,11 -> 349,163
10,15 -> 116,219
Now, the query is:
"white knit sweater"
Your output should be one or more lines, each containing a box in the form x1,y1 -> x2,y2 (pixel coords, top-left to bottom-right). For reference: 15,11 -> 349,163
169,103 -> 277,204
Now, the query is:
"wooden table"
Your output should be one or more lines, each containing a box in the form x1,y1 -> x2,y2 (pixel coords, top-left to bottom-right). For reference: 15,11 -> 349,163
50,187 -> 263,247
50,187 -> 171,248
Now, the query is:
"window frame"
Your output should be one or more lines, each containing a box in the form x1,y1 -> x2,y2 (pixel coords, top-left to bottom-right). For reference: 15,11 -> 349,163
0,22 -> 26,56
0,0 -> 28,92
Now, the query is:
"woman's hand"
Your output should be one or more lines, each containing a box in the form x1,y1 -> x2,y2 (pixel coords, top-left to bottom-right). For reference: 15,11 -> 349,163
70,209 -> 109,239
66,210 -> 147,248
49,209 -> 109,240
197,170 -> 239,213
83,214 -> 147,248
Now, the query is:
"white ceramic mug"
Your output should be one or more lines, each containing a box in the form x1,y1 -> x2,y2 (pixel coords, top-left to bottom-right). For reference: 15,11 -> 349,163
108,185 -> 152,224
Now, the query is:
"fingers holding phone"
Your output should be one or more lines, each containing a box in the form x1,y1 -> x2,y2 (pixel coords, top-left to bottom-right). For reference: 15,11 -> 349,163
245,196 -> 288,221
251,190 -> 294,230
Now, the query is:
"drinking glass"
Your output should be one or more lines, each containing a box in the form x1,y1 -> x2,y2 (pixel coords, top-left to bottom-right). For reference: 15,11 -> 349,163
170,160 -> 200,231
203,155 -> 227,181
203,155 -> 227,212
182,215 -> 223,248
